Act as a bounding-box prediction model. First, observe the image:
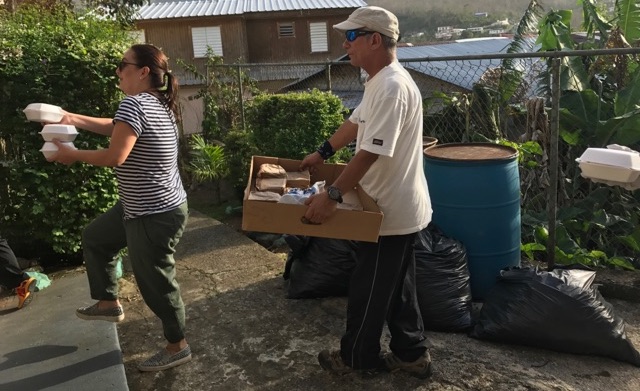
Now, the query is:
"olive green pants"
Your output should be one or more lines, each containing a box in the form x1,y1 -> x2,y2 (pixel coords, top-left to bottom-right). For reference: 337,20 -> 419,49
82,200 -> 189,343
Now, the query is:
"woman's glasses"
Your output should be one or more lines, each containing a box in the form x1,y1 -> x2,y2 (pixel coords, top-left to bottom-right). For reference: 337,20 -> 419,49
345,29 -> 374,42
117,60 -> 142,72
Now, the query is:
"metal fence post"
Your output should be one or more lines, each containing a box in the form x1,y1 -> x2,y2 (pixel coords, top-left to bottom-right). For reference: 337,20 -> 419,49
326,62 -> 332,91
237,64 -> 246,131
547,57 -> 561,270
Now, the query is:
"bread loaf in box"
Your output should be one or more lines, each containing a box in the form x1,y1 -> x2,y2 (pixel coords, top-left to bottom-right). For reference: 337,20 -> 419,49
257,163 -> 286,178
256,176 -> 287,194
286,170 -> 310,188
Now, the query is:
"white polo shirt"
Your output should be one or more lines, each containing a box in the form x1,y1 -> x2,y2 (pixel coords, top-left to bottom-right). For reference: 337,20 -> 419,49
350,61 -> 432,236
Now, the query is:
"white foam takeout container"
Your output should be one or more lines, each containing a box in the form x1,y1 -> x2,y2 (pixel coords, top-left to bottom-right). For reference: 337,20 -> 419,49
575,145 -> 640,183
23,103 -> 64,123
40,141 -> 76,159
39,124 -> 78,142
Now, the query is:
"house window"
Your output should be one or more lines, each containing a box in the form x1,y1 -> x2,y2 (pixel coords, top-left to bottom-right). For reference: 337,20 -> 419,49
128,30 -> 146,44
192,26 -> 223,58
278,22 -> 295,38
309,22 -> 328,52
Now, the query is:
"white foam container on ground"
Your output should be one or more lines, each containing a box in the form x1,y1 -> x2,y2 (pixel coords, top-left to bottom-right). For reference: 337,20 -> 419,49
576,145 -> 640,183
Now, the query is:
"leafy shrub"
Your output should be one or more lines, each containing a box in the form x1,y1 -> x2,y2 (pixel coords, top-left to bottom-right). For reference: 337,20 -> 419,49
0,5 -> 134,264
222,129 -> 259,197
246,89 -> 348,160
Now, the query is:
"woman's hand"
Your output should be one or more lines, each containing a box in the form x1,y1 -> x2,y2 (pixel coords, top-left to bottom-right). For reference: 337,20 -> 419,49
41,109 -> 73,126
48,139 -> 77,165
57,110 -> 74,126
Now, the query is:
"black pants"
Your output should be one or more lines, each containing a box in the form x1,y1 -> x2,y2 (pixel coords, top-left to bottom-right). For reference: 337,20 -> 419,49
0,238 -> 25,290
340,233 -> 428,370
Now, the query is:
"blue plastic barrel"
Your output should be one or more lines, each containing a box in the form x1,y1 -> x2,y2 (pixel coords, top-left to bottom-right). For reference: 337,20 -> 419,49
423,143 -> 521,301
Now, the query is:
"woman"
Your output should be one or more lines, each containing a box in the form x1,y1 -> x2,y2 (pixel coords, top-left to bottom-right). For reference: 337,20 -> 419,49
49,44 -> 190,372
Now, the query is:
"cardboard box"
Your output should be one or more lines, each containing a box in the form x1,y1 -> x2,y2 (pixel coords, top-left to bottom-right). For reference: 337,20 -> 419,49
242,156 -> 383,242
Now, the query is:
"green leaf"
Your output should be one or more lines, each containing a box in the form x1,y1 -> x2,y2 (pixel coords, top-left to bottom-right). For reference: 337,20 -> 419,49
591,209 -> 627,228
606,256 -> 636,270
521,242 -> 546,260
580,0 -> 612,41
538,10 -> 575,50
595,109 -> 640,146
618,0 -> 640,43
618,227 -> 640,252
615,66 -> 640,115
555,225 -> 581,253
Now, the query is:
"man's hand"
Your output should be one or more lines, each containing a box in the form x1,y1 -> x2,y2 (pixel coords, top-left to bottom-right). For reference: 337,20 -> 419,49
299,152 -> 324,174
303,191 -> 338,224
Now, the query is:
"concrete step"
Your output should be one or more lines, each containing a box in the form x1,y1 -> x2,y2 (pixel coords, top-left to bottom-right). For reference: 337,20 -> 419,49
0,271 -> 127,391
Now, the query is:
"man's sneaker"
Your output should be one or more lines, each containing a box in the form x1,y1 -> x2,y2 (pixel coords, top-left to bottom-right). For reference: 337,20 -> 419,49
138,345 -> 192,372
76,303 -> 124,322
318,350 -> 353,375
384,350 -> 433,379
16,277 -> 36,309
317,350 -> 381,377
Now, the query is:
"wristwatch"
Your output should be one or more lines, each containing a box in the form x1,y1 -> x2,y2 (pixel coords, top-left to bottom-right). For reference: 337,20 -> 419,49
327,186 -> 343,203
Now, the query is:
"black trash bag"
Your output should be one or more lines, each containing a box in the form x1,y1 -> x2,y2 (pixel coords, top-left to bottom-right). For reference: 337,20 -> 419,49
414,223 -> 472,332
283,235 -> 358,299
469,266 -> 640,367
283,235 -> 310,280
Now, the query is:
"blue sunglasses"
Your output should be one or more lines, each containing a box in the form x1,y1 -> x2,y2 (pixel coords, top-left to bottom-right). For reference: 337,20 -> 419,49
345,29 -> 375,42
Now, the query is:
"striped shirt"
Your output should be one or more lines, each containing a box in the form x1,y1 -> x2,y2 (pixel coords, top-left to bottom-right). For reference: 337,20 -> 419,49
113,92 -> 187,220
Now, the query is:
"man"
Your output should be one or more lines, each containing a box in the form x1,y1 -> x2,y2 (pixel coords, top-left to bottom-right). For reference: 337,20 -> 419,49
0,237 -> 36,309
300,6 -> 433,379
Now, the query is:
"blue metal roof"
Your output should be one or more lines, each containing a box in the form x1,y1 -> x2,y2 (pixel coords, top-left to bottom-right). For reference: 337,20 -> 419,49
398,38 -> 516,91
399,37 -> 513,59
329,38 -> 539,108
136,0 -> 367,20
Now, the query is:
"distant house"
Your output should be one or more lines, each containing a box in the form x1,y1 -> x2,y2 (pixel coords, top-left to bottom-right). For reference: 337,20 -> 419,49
489,29 -> 507,35
133,0 -> 366,133
435,26 -> 454,40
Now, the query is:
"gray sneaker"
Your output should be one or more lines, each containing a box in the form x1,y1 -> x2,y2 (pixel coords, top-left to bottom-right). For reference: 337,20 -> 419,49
138,345 -> 192,372
318,350 -> 353,375
317,350 -> 381,378
76,303 -> 124,323
384,350 -> 433,379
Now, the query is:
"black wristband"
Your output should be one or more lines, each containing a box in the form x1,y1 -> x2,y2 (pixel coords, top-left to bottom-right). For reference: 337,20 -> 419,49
317,140 -> 335,160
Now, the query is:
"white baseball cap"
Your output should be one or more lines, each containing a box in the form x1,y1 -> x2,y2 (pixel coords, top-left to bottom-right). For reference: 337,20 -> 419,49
333,6 -> 400,41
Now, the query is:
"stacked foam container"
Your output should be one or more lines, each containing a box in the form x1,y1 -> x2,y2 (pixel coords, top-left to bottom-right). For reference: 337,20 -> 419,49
23,103 -> 78,158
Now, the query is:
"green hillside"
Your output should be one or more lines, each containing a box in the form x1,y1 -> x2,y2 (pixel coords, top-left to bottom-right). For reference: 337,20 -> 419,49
365,0 -> 592,40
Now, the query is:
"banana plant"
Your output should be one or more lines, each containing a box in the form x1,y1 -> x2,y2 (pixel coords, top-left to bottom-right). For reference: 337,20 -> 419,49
557,0 -> 640,148
512,0 -> 640,269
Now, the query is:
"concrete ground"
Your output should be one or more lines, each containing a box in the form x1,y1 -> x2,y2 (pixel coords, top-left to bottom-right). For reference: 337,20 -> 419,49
118,210 -> 640,391
0,269 -> 126,390
1,209 -> 639,390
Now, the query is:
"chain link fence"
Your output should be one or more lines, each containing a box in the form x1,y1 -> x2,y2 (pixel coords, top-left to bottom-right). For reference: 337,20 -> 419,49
198,47 -> 640,269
